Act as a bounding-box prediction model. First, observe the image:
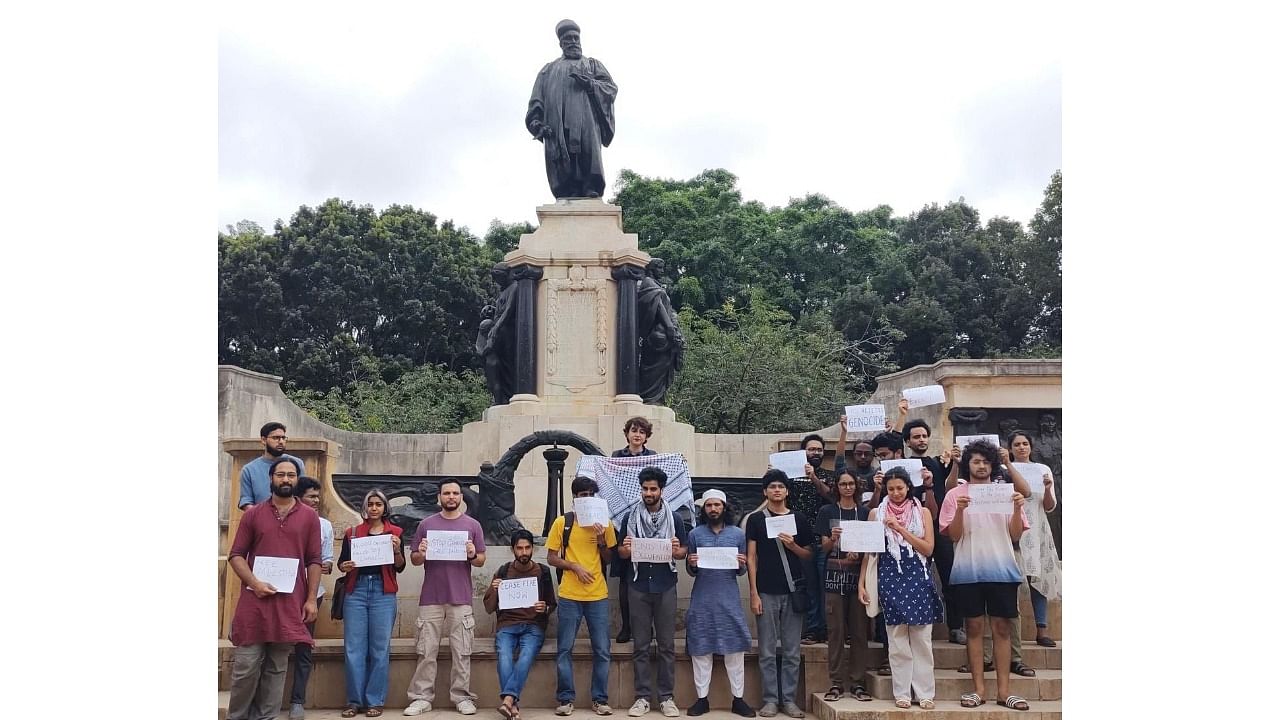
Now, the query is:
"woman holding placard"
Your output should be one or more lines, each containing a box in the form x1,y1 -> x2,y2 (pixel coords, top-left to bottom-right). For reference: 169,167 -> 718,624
1008,430 -> 1060,647
817,471 -> 874,702
337,489 -> 406,717
859,468 -> 942,709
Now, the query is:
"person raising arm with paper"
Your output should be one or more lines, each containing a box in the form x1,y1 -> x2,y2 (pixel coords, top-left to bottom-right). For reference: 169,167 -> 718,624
859,467 -> 941,709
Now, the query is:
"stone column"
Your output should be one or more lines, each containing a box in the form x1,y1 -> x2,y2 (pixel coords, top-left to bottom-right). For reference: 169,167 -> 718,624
511,264 -> 544,399
612,263 -> 645,400
541,445 -> 569,536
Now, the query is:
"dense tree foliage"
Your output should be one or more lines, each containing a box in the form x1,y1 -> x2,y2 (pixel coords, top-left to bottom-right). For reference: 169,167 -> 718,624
219,172 -> 1060,433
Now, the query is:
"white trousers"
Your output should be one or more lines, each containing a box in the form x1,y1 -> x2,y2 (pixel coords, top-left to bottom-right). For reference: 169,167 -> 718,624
886,624 -> 935,701
690,652 -> 746,698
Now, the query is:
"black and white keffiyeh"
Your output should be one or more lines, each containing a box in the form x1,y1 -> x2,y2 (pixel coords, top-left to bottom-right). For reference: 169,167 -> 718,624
574,452 -> 695,531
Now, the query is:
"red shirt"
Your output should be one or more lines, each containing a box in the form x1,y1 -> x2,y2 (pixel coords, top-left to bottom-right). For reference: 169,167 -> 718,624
229,499 -> 322,646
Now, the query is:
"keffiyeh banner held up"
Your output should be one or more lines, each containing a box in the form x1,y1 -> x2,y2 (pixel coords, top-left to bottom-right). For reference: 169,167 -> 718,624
574,453 -> 695,526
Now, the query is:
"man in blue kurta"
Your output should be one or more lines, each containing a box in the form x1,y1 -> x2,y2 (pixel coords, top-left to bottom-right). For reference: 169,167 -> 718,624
684,490 -> 756,718
525,19 -> 617,199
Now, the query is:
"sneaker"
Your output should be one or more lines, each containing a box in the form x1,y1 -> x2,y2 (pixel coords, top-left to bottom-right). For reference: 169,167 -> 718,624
949,628 -> 967,644
628,699 -> 650,717
686,698 -> 710,717
556,703 -> 575,716
660,699 -> 679,717
289,703 -> 305,720
780,702 -> 805,718
594,702 -> 614,716
403,700 -> 432,716
457,700 -> 478,716
730,698 -> 756,718
758,703 -> 778,718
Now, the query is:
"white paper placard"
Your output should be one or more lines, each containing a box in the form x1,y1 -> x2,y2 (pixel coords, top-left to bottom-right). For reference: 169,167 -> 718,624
956,434 -> 1002,450
902,384 -> 945,408
844,404 -> 886,433
630,537 -> 673,563
878,458 -> 925,487
498,577 -> 539,610
769,450 -> 809,479
252,556 -> 299,594
839,520 -> 886,552
861,491 -> 874,503
765,513 -> 798,538
696,546 -> 739,570
967,483 -> 1014,514
572,497 -> 611,526
351,534 -> 394,567
426,530 -> 470,560
1012,462 -> 1049,483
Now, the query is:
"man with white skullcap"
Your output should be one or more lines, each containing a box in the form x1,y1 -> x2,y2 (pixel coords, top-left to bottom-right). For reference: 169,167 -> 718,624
683,490 -> 756,717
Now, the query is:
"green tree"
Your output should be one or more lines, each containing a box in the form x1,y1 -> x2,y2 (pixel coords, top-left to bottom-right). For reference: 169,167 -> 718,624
287,363 -> 491,433
483,219 -> 535,257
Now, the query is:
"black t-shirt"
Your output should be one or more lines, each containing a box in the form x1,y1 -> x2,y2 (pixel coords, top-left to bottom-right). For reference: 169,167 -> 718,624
745,508 -> 815,596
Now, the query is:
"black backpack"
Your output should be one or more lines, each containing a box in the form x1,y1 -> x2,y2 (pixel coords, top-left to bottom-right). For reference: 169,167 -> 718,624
553,512 -> 576,583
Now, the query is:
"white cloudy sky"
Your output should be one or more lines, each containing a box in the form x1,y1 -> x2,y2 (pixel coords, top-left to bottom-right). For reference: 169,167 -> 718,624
220,1 -> 1061,236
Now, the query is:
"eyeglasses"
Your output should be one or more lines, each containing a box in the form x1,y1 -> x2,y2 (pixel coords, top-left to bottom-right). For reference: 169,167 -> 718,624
266,435 -> 287,441
853,451 -> 873,456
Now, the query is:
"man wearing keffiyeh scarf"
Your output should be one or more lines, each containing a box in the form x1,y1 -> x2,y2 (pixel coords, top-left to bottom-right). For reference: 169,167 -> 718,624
619,467 -> 689,717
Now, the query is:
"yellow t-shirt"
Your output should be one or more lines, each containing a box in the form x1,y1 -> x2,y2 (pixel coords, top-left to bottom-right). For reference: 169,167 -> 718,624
546,514 -> 617,602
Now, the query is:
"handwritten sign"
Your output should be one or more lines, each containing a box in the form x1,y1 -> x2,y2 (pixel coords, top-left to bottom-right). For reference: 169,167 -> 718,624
769,450 -> 809,480
902,384 -> 945,408
498,577 -> 539,610
839,520 -> 886,553
572,497 -> 611,526
252,556 -> 299,594
966,483 -> 1014,514
630,537 -> 673,563
879,458 -> 925,487
844,404 -> 886,433
1013,462 -> 1049,484
351,534 -> 393,567
765,513 -> 798,538
696,546 -> 739,570
426,530 -> 470,560
956,434 -> 1002,450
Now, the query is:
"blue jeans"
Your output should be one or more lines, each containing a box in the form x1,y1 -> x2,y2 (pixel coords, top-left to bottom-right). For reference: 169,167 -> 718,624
496,623 -> 545,702
343,574 -> 398,708
805,542 -> 827,638
1029,585 -> 1049,627
556,598 -> 611,704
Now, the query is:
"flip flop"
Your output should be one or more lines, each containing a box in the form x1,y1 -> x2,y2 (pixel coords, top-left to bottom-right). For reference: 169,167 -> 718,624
959,693 -> 984,708
997,695 -> 1030,711
849,687 -> 872,702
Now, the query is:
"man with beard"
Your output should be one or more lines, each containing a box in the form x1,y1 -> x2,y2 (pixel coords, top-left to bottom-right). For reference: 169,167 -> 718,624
238,422 -> 306,509
484,529 -> 557,720
684,490 -> 755,718
789,434 -> 834,645
746,469 -> 814,719
286,477 -> 334,720
939,440 -> 1032,711
898,415 -> 965,644
526,19 -> 617,199
619,467 -> 689,718
226,457 -> 322,720
405,480 -> 487,716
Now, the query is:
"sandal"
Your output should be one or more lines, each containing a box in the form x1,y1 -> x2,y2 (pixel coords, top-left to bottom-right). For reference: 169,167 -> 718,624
875,662 -> 891,676
849,686 -> 872,702
1036,635 -> 1057,647
498,702 -> 516,719
997,695 -> 1030,711
894,699 -> 911,709
957,661 -> 995,674
959,693 -> 985,708
823,687 -> 843,701
919,699 -> 935,710
366,709 -> 383,718
1011,662 -> 1037,677
341,708 -> 360,719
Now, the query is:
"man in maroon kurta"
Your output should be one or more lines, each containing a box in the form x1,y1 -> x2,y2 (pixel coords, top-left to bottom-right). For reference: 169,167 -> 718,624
227,457 -> 322,720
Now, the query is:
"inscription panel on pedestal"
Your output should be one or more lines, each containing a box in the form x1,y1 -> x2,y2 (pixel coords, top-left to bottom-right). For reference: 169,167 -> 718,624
545,265 -> 609,394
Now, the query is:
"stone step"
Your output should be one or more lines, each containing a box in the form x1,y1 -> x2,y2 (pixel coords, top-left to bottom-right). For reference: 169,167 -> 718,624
858,670 -> 1061,701
218,691 -> 820,720
811,694 -> 1062,720
826,641 -> 1062,671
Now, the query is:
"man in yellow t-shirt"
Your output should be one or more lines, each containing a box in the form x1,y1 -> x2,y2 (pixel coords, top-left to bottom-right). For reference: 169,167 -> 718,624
547,476 -> 618,716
